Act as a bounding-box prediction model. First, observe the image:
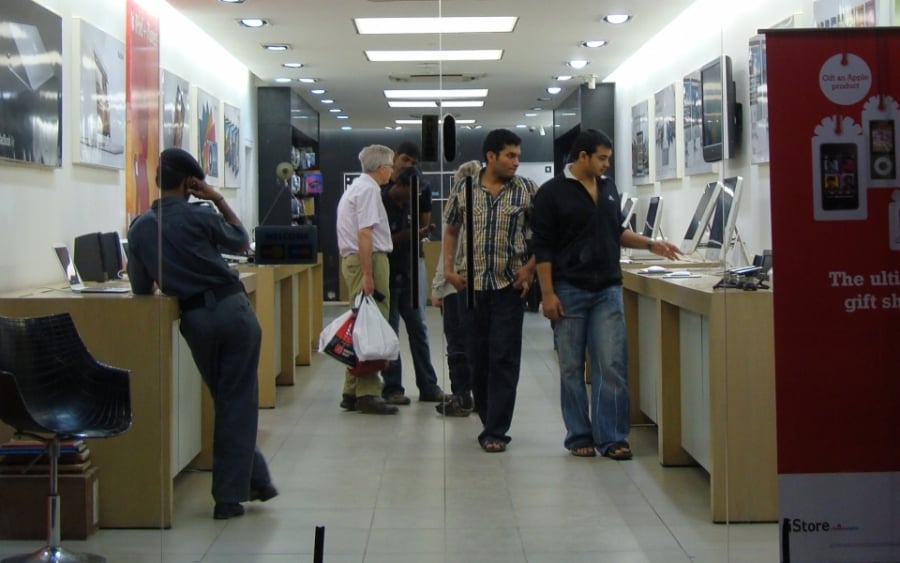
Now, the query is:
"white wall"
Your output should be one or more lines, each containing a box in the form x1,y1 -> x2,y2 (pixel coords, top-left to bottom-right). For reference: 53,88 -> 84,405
0,0 -> 257,293
606,0 -> 820,262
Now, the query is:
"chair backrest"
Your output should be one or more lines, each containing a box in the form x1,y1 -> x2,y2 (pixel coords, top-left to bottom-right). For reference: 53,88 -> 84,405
0,313 -> 132,438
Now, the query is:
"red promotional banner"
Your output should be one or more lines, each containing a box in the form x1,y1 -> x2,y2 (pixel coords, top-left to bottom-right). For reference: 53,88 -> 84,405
765,28 -> 899,562
125,0 -> 160,223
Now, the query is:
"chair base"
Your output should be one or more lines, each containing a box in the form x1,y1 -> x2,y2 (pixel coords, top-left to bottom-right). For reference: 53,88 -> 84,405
0,546 -> 105,563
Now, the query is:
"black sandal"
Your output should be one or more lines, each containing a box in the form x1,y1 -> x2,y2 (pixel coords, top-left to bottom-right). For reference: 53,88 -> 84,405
602,441 -> 632,460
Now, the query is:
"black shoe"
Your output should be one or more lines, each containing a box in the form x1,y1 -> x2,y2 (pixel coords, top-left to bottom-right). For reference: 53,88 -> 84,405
419,390 -> 448,402
340,394 -> 357,411
214,502 -> 244,520
435,394 -> 473,417
356,395 -> 398,415
249,484 -> 279,502
384,393 -> 411,405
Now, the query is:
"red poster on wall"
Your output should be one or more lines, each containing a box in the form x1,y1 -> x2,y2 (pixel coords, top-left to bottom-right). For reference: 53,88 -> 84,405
765,28 -> 899,563
125,0 -> 159,224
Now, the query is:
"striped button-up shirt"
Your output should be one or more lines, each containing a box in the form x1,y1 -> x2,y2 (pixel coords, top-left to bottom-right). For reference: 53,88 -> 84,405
443,172 -> 537,291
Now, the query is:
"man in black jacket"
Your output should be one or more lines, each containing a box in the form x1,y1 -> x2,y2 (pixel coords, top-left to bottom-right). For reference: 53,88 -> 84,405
531,129 -> 679,460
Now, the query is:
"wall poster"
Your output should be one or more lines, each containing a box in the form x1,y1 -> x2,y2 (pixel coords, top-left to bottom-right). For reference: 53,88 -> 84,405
683,71 -> 713,175
223,102 -> 240,188
125,0 -> 159,221
196,88 -> 219,182
631,100 -> 650,184
161,70 -> 189,150
0,0 -> 62,167
76,19 -> 125,169
765,28 -> 899,563
654,84 -> 677,181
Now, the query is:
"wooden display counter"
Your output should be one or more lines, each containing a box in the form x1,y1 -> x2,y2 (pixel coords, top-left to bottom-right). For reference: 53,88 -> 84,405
622,268 -> 776,523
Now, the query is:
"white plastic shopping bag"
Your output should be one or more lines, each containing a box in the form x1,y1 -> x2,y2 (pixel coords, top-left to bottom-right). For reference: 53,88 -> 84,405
352,293 -> 400,361
318,307 -> 357,366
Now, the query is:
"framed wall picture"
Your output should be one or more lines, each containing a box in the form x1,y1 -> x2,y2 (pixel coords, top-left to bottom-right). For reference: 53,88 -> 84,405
223,102 -> 240,188
0,0 -> 62,167
161,70 -> 189,150
75,19 -> 125,169
654,83 -> 678,181
683,71 -> 714,175
631,100 -> 651,184
196,87 -> 219,181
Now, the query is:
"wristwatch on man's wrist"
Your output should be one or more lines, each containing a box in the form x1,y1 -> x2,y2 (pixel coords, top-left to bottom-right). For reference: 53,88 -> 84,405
647,240 -> 654,251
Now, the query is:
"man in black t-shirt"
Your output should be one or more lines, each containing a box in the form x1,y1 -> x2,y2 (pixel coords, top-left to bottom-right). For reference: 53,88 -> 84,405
380,166 -> 444,404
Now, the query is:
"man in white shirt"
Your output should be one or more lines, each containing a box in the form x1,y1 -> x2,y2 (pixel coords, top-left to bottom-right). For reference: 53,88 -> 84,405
335,144 -> 398,414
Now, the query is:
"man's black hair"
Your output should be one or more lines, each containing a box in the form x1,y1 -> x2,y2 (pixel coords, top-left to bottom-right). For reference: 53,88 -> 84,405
395,141 -> 421,161
567,128 -> 613,163
482,129 -> 521,162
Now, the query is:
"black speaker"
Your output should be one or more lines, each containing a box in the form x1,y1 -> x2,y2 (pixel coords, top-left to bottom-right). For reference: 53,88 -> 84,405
442,114 -> 456,162
74,232 -> 106,282
421,114 -> 438,162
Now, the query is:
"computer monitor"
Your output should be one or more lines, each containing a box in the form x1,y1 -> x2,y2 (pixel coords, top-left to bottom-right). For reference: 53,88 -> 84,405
705,176 -> 744,262
641,196 -> 664,239
680,181 -> 722,255
621,196 -> 638,230
254,225 -> 318,265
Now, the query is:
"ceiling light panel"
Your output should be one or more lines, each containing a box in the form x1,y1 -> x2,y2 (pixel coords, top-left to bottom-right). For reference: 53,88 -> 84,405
366,50 -> 502,62
384,89 -> 488,99
354,16 -> 517,34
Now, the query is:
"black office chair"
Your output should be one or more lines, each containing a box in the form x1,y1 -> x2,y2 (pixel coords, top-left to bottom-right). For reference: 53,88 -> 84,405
0,313 -> 132,563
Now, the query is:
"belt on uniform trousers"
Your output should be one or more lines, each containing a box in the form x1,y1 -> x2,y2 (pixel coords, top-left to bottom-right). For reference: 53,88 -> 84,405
179,282 -> 245,312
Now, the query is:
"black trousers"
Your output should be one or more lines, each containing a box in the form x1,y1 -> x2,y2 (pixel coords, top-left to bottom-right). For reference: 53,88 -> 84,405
179,292 -> 272,503
442,291 -> 471,397
465,286 -> 525,445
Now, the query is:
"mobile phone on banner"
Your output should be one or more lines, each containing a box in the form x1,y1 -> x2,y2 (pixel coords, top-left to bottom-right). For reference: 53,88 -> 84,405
811,116 -> 867,221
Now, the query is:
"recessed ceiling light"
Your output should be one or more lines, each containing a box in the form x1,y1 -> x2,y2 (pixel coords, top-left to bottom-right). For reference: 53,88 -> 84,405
537,97 -> 550,102
298,78 -> 317,84
274,77 -> 292,83
329,108 -> 342,113
366,50 -> 502,62
310,89 -> 326,95
238,18 -> 267,28
282,62 -> 304,69
516,124 -> 527,129
554,75 -> 573,81
263,43 -> 290,51
567,60 -> 589,69
524,113 -> 537,117
218,0 -> 245,3
582,40 -> 607,48
341,126 -> 353,130
320,99 -> 334,104
531,107 -> 543,111
546,87 -> 562,95
474,125 -> 483,129
385,89 -> 488,99
336,115 -> 349,120
396,119 -> 423,125
604,14 -> 631,24
354,16 -> 517,34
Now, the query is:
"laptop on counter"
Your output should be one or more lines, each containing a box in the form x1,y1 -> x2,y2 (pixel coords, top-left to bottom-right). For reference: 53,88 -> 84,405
53,244 -> 130,294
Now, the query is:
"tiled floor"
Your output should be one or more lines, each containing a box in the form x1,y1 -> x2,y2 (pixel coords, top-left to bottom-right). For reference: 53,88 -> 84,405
0,304 -> 778,562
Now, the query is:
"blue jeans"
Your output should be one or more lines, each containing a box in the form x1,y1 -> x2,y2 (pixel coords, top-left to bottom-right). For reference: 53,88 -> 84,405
381,282 -> 442,398
553,282 -> 630,453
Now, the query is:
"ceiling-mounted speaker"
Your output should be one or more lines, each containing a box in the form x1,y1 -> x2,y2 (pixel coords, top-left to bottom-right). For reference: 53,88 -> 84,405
276,161 -> 294,180
442,114 -> 456,162
421,114 -> 439,162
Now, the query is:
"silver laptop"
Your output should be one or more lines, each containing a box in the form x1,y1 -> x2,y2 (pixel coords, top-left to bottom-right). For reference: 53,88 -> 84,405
53,244 -> 130,294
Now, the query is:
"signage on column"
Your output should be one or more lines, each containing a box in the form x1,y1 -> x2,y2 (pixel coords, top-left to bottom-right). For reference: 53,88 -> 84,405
764,28 -> 899,563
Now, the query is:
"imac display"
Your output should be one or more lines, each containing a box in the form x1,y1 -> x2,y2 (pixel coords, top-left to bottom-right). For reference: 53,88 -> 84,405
705,176 -> 744,262
700,55 -> 739,162
641,196 -> 664,239
621,196 -> 638,230
680,181 -> 722,255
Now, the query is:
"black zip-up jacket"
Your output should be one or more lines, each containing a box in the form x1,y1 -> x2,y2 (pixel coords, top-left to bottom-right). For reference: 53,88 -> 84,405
531,172 -> 625,291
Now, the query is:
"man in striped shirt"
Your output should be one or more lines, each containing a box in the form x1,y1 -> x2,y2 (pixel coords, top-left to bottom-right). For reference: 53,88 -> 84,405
442,129 -> 538,453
